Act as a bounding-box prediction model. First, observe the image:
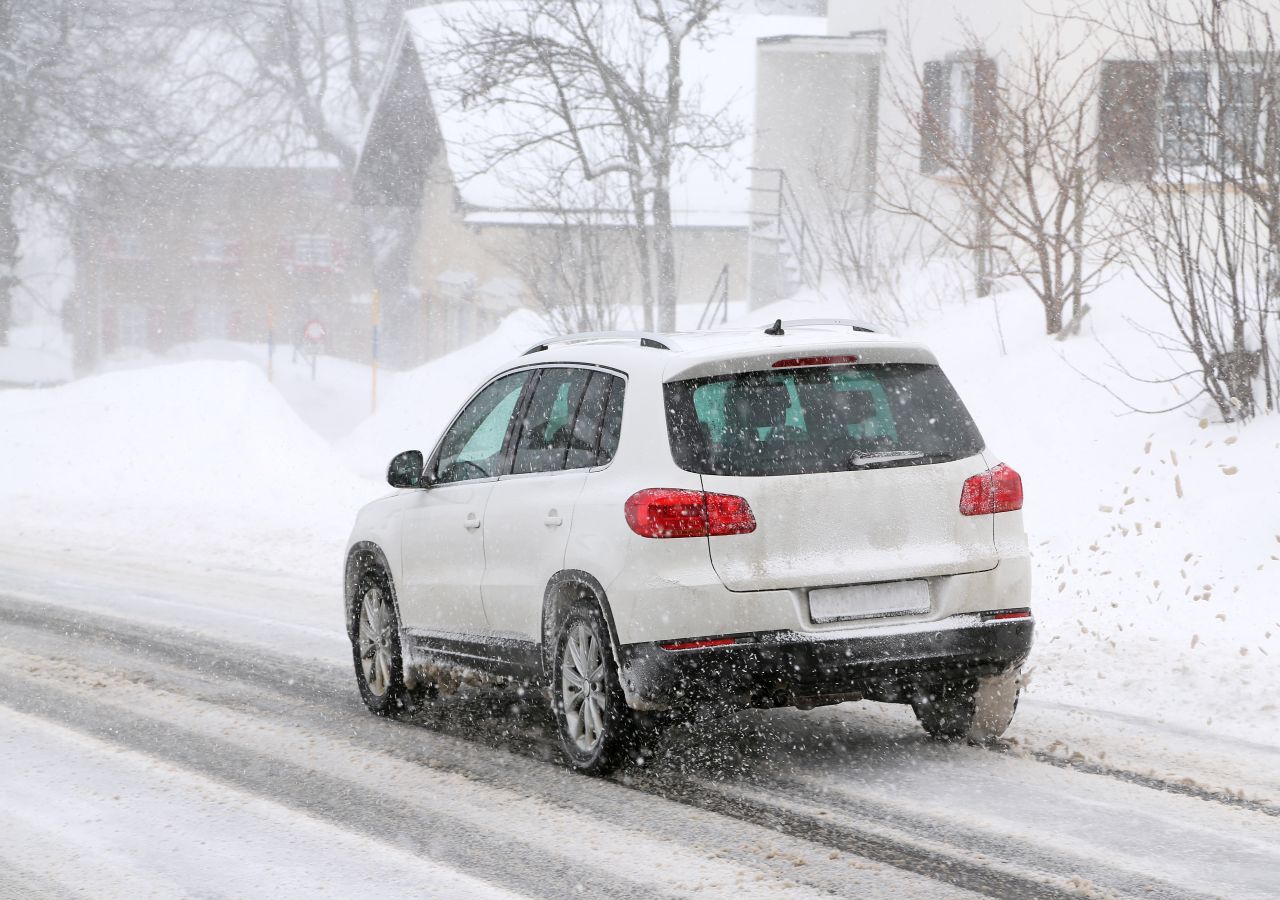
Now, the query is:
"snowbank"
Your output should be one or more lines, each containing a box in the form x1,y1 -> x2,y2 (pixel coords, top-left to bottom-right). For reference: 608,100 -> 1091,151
0,323 -> 73,386
0,360 -> 380,575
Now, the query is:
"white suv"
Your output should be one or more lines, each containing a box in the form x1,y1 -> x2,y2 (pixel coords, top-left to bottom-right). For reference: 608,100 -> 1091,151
345,320 -> 1033,774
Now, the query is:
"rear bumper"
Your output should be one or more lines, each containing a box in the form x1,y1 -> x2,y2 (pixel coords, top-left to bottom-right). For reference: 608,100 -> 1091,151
617,612 -> 1033,709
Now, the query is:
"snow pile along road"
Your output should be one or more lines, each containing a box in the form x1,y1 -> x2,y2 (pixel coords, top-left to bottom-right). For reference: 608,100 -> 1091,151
0,360 -> 378,574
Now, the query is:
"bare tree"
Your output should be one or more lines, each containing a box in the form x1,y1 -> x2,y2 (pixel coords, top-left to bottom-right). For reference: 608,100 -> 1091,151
1095,0 -> 1280,420
806,151 -> 936,330
432,0 -> 740,331
503,220 -> 632,334
495,180 -> 633,334
180,1 -> 409,169
178,1 -> 411,336
0,0 -> 191,345
880,17 -> 1117,335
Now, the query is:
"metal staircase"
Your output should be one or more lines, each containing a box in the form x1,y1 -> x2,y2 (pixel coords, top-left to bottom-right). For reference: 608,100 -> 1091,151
748,167 -> 825,303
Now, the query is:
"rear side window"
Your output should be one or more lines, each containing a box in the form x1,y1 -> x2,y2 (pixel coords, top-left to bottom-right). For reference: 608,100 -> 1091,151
664,364 -> 983,476
511,368 -> 626,475
513,368 -> 592,475
597,375 -> 624,465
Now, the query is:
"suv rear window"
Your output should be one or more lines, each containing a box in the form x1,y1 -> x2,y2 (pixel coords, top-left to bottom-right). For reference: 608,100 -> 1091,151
664,364 -> 984,476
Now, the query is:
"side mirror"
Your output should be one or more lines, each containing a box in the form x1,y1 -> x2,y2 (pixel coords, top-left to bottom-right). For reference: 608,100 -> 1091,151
387,450 -> 425,489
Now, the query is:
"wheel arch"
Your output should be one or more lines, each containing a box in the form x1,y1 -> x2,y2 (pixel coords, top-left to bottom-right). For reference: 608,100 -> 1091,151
345,541 -> 399,640
541,569 -> 623,679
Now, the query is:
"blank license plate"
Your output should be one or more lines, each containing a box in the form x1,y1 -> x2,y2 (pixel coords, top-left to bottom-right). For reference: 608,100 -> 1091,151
808,580 -> 930,623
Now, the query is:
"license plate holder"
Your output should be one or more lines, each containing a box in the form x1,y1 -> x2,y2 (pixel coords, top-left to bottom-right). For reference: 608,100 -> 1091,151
808,580 -> 931,623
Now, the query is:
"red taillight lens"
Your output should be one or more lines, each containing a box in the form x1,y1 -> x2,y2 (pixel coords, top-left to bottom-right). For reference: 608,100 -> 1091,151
959,463 -> 1023,516
624,489 -> 756,538
703,492 -> 757,535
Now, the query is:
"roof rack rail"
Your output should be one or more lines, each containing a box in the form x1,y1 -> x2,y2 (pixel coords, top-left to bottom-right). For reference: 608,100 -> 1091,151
523,331 -> 676,356
760,318 -> 877,334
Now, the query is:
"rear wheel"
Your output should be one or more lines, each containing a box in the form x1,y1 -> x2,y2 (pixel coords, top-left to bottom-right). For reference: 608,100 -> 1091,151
913,669 -> 1020,743
552,602 -> 634,775
351,571 -> 418,718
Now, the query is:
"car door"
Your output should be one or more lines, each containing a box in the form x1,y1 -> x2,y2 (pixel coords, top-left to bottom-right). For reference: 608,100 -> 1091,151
481,367 -> 616,641
398,370 -> 531,634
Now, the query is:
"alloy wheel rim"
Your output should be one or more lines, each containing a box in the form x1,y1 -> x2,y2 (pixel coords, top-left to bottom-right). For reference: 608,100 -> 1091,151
358,586 -> 394,697
561,622 -> 607,754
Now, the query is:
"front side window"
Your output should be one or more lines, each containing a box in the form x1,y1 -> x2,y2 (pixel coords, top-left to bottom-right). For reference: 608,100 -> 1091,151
665,364 -> 984,477
434,371 -> 529,484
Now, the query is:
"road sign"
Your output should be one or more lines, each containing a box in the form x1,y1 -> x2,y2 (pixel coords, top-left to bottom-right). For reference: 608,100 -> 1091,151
303,320 -> 327,344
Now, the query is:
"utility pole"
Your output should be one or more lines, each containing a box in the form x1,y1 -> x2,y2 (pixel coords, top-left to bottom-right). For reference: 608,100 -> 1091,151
370,290 -> 380,413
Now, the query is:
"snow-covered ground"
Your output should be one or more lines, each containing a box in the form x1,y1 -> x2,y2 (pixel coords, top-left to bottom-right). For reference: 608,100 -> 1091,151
1,277 -> 1276,747
2,276 -> 1278,895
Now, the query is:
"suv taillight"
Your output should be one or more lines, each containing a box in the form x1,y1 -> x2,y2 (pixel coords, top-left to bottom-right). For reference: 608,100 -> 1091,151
624,488 -> 756,538
959,464 -> 1023,516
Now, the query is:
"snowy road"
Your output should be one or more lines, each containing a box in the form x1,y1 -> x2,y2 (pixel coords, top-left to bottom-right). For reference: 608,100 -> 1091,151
1,549 -> 1278,899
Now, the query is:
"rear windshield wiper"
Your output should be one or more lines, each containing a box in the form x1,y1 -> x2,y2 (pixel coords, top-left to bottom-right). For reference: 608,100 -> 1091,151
848,450 -> 953,469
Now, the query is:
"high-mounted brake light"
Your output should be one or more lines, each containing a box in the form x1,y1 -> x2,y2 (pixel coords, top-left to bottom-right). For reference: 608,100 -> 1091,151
772,355 -> 860,368
624,488 -> 756,538
959,463 -> 1023,515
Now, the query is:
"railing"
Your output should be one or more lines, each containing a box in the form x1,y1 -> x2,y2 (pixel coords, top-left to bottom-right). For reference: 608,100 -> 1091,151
696,263 -> 730,330
747,167 -> 825,293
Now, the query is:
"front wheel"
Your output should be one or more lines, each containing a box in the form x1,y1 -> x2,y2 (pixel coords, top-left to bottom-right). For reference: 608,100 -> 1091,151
351,572 -> 418,718
913,669 -> 1021,743
552,602 -> 635,775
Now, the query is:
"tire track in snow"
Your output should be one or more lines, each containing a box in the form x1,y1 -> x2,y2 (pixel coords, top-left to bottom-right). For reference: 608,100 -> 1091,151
0,592 -> 1269,898
0,599 -> 970,899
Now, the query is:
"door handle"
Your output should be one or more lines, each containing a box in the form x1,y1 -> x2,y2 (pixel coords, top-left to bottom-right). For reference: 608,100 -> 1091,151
464,512 -> 481,529
544,510 -> 563,527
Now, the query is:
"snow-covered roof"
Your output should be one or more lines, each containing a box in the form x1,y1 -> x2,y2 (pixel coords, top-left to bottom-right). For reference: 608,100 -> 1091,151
388,1 -> 830,222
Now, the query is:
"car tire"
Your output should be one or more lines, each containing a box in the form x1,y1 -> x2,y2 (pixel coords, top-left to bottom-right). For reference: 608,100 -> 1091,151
351,569 -> 419,718
913,669 -> 1021,743
552,601 -> 634,775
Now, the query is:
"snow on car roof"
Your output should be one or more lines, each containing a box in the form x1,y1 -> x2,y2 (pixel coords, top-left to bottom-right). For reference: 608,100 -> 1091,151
400,1 -> 828,218
515,324 -> 936,383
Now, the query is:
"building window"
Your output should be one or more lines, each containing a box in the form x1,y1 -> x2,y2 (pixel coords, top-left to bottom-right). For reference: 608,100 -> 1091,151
192,236 -> 241,266
282,234 -> 345,272
114,303 -> 150,350
1100,57 -> 1268,181
920,54 -> 997,176
1218,67 -> 1263,170
1160,64 -> 1262,171
103,232 -> 147,261
1162,67 -> 1210,168
948,60 -> 977,161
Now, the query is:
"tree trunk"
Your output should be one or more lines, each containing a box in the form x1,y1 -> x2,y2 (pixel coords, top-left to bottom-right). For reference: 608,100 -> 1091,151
0,0 -> 16,347
0,169 -> 17,348
627,174 -> 654,331
1071,166 -> 1085,319
1044,299 -> 1063,336
974,205 -> 993,298
652,174 -> 677,332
